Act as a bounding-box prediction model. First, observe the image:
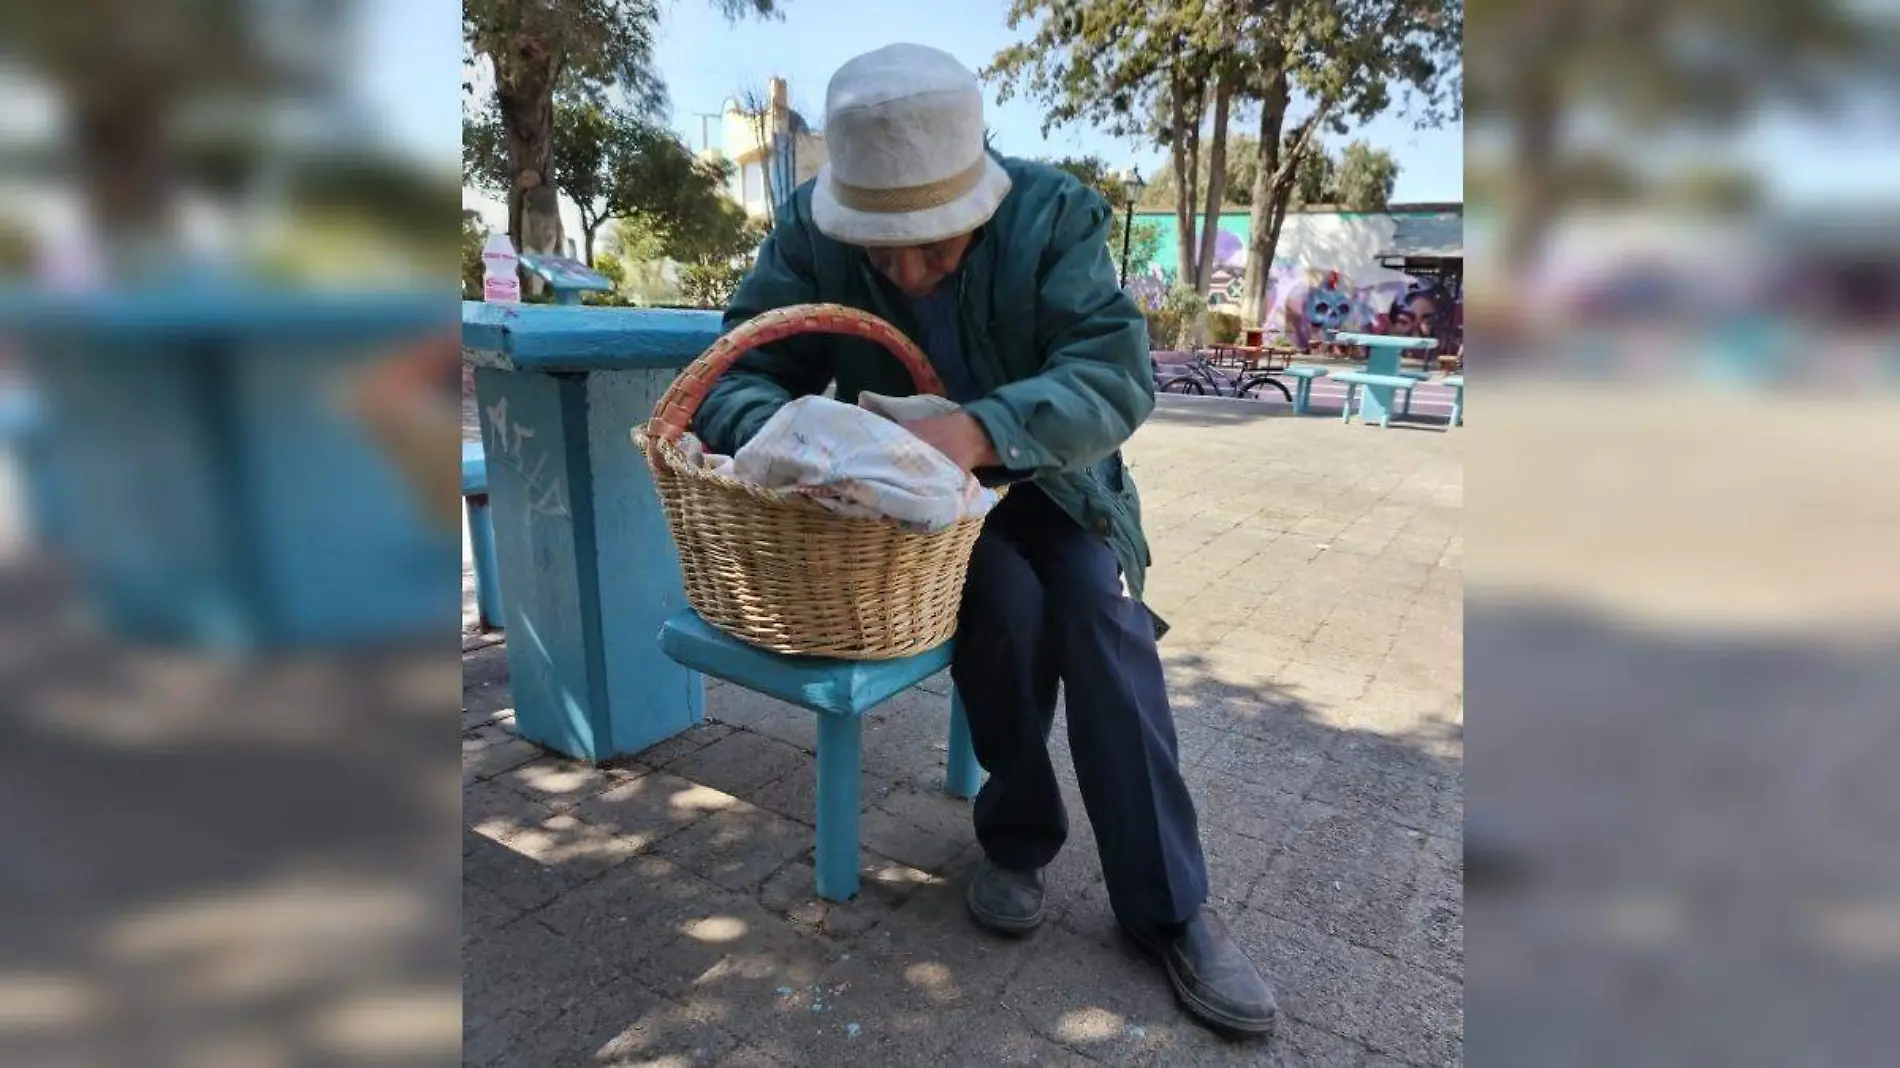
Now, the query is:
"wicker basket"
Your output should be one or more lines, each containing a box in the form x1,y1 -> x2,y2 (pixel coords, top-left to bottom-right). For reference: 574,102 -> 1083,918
634,304 -> 994,660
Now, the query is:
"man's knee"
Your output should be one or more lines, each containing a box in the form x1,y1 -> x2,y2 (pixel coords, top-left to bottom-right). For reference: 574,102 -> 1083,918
958,538 -> 1045,654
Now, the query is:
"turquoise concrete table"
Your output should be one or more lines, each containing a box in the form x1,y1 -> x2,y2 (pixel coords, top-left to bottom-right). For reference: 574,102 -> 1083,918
1332,332 -> 1441,425
0,288 -> 453,648
462,301 -> 725,763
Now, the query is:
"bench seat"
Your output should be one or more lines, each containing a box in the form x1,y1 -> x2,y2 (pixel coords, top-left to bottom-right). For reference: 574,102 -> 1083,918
1328,370 -> 1419,427
657,609 -> 981,902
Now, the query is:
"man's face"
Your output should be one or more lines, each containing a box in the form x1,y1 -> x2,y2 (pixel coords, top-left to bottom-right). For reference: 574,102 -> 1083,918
1391,294 -> 1440,338
864,232 -> 975,297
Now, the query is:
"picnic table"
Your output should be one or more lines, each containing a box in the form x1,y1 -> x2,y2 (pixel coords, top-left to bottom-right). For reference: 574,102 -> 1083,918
0,288 -> 451,648
462,301 -> 724,762
1331,331 -> 1441,425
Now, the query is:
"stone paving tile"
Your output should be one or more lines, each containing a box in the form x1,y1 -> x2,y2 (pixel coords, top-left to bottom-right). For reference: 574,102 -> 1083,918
532,854 -> 735,967
935,1009 -> 1101,1066
998,927 -> 1181,1065
1302,755 -> 1444,834
492,753 -> 634,813
633,720 -> 736,769
1280,802 -> 1431,884
464,828 -> 590,913
462,729 -> 543,785
1149,1017 -> 1375,1067
707,684 -> 820,752
464,776 -> 561,845
501,976 -> 745,1066
490,811 -> 652,883
1248,847 -> 1418,960
758,853 -> 934,940
464,881 -> 523,940
654,796 -> 817,892
860,802 -> 971,874
463,914 -> 631,1039
664,728 -> 812,798
570,769 -> 738,847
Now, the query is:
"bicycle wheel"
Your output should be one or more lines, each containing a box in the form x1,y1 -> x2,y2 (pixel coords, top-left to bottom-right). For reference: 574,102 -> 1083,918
1239,375 -> 1292,402
1160,375 -> 1207,396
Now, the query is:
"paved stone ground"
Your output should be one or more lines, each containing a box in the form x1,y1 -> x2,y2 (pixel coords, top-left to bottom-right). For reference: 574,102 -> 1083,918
462,395 -> 1463,1066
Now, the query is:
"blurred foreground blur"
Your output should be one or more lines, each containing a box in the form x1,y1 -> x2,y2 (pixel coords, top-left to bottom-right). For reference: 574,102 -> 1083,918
1467,0 -> 1900,1062
0,2 -> 461,1065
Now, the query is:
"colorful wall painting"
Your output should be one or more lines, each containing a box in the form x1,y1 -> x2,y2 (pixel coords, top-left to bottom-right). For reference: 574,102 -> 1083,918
1129,209 -> 1463,354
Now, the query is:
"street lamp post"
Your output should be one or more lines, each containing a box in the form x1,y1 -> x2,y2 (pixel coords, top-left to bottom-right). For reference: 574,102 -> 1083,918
1118,166 -> 1146,289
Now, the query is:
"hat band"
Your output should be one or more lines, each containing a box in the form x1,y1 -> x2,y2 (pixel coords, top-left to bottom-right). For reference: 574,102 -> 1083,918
830,156 -> 986,214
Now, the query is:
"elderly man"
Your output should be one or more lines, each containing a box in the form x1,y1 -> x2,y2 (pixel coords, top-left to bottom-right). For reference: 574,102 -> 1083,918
694,43 -> 1277,1035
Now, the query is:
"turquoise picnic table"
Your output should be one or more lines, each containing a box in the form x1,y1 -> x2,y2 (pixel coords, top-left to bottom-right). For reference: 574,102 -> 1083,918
462,301 -> 723,763
0,287 -> 453,648
1331,331 -> 1441,426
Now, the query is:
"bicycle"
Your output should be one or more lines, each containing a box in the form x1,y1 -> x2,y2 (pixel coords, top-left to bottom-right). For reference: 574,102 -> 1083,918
1157,349 -> 1293,401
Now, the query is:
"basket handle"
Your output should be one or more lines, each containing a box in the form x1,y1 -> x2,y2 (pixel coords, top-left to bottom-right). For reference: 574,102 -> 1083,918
647,303 -> 946,445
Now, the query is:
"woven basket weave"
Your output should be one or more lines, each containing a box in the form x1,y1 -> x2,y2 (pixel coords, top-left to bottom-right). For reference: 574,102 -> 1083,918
634,303 -> 993,660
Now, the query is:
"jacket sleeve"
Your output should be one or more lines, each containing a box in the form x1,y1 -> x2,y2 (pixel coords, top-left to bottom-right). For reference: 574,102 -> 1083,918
959,187 -> 1154,476
690,209 -> 835,455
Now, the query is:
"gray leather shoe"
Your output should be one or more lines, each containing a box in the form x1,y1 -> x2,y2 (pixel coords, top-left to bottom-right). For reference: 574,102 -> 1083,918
965,860 -> 1045,935
1125,909 -> 1278,1036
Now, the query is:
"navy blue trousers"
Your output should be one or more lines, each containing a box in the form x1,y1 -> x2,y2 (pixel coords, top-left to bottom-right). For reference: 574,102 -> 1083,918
951,484 -> 1209,927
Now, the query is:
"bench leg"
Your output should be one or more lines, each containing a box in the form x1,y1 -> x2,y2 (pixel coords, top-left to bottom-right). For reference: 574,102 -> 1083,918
1340,384 -> 1357,424
945,687 -> 981,800
1451,391 -> 1464,427
465,494 -> 504,630
1401,387 -> 1414,417
1292,378 -> 1309,414
815,713 -> 862,902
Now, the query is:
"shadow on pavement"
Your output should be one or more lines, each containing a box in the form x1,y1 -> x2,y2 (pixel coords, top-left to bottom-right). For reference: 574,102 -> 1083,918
0,558 -> 460,1067
1466,595 -> 1900,1066
462,630 -> 1464,1065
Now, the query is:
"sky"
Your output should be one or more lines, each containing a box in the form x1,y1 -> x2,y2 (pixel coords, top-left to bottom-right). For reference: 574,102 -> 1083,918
408,0 -> 1897,227
648,0 -> 1466,204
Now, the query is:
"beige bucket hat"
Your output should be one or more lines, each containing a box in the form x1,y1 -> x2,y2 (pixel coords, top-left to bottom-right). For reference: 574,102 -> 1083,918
811,43 -> 1013,247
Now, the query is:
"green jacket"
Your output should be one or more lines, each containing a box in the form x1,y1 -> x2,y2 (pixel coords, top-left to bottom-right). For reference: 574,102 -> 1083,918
693,155 -> 1156,598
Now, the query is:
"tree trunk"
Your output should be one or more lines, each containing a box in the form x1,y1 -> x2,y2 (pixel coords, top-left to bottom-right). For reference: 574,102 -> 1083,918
1168,70 -> 1197,291
1242,83 -> 1333,326
1195,76 -> 1233,297
1241,71 -> 1289,324
581,217 -> 600,266
1504,65 -> 1559,277
67,76 -> 177,270
496,63 -> 562,280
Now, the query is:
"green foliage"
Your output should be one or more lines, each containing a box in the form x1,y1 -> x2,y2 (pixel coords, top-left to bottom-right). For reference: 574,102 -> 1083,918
1143,284 -> 1209,351
1040,155 -> 1164,281
678,262 -> 747,309
465,95 -> 734,264
1332,140 -> 1400,209
1206,310 -> 1242,345
464,0 -> 782,247
1137,136 -> 1261,210
461,211 -> 488,298
591,251 -> 626,291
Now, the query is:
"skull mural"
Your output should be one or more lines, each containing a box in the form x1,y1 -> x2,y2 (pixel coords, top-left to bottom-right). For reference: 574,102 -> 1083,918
1280,269 -> 1359,349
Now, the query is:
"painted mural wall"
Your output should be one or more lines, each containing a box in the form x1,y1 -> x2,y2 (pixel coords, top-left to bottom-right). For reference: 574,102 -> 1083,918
1131,210 -> 1463,353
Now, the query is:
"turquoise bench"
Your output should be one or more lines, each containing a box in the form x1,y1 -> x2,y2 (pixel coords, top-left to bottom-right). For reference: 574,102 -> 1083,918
1281,365 -> 1328,414
462,442 -> 502,631
1329,370 -> 1417,427
0,389 -> 67,548
1443,374 -> 1465,426
658,609 -> 981,902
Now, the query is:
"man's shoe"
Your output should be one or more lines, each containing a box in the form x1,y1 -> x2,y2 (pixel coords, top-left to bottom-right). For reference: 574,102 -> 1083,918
965,860 -> 1045,935
1124,909 -> 1277,1036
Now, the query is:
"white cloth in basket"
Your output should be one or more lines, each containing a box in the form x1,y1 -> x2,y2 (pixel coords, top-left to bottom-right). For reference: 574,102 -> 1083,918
676,394 -> 1000,534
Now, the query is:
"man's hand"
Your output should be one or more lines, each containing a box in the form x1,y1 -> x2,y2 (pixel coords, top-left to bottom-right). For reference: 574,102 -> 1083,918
902,412 -> 999,474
